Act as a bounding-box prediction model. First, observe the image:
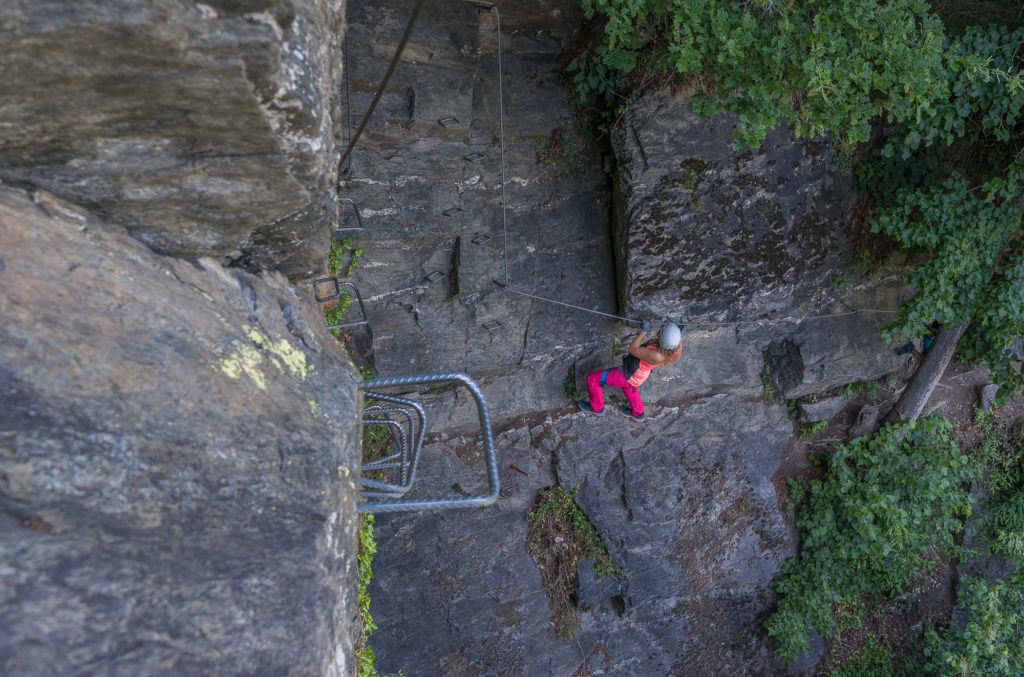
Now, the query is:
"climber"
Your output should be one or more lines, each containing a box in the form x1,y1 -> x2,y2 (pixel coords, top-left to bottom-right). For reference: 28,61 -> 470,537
895,321 -> 939,364
577,321 -> 684,422
895,320 -> 940,384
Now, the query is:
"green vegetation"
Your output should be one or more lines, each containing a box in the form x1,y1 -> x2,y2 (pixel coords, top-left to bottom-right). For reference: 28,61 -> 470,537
564,363 -> 583,401
766,416 -> 977,664
914,411 -> 1024,675
527,486 -> 623,580
858,24 -> 1024,400
828,634 -> 895,677
835,380 -> 879,403
324,237 -> 360,337
534,127 -> 590,180
832,274 -> 853,291
526,486 -> 623,640
572,0 -> 946,148
799,420 -> 828,438
922,569 -> 1024,675
973,411 -> 1024,501
329,236 -> 362,278
356,514 -> 378,677
972,410 -> 1024,562
760,362 -> 779,403
353,514 -> 406,677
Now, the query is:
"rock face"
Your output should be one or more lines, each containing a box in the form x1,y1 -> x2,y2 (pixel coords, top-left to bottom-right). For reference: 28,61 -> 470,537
610,90 -> 908,400
338,0 -> 619,429
0,186 -> 361,676
0,0 -> 344,278
333,0 -> 913,673
611,90 -> 854,323
368,396 -> 801,676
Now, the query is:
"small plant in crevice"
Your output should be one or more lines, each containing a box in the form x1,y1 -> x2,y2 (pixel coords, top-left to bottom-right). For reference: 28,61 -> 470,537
832,274 -> 853,290
526,486 -> 623,640
834,380 -> 880,402
329,237 -> 361,278
534,127 -> 590,181
799,420 -> 828,438
564,363 -> 583,402
761,362 -> 780,403
323,236 -> 359,337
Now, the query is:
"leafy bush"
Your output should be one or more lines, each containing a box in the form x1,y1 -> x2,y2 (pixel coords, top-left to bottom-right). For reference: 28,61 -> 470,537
922,570 -> 1024,676
858,25 -> 1024,400
765,416 -> 978,664
877,26 -> 1024,161
867,174 -> 1024,396
574,0 -> 947,148
972,411 -> 1024,561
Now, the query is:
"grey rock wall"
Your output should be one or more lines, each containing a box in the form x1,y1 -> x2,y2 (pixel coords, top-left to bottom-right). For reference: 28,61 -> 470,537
0,0 -> 344,278
319,2 -> 917,675
610,89 -> 908,399
339,0 -> 618,429
0,185 -> 361,676
610,90 -> 853,323
368,396 -> 802,676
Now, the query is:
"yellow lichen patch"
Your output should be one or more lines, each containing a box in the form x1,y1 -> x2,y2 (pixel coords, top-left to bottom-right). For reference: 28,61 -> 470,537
309,399 -> 320,417
219,343 -> 268,390
243,325 -> 313,379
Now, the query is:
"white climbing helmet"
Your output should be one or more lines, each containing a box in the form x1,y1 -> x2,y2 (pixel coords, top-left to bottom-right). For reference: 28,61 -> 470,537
660,323 -> 682,350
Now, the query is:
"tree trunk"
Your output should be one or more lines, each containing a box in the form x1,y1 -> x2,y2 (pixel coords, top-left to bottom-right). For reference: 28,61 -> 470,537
883,325 -> 967,424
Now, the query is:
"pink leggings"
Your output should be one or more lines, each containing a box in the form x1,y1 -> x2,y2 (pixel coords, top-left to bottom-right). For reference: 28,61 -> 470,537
586,368 -> 643,415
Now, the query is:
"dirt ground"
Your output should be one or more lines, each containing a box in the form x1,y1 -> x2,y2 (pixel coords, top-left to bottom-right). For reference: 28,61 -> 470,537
771,355 -> 1024,674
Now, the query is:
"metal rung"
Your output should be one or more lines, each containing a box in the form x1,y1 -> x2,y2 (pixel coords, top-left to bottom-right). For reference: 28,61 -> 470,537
360,419 -> 410,488
438,116 -> 459,128
471,234 -> 491,245
483,320 -> 501,332
426,271 -> 446,283
359,395 -> 425,497
314,277 -> 340,302
335,197 -> 365,233
442,207 -> 462,217
314,278 -> 370,329
356,373 -> 498,512
464,152 -> 485,162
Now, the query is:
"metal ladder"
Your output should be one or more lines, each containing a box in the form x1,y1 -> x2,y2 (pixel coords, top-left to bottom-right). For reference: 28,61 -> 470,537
357,372 -> 499,512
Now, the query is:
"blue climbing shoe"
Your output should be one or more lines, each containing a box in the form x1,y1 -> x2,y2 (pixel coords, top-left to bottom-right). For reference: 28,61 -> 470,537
618,405 -> 645,422
578,400 -> 604,415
